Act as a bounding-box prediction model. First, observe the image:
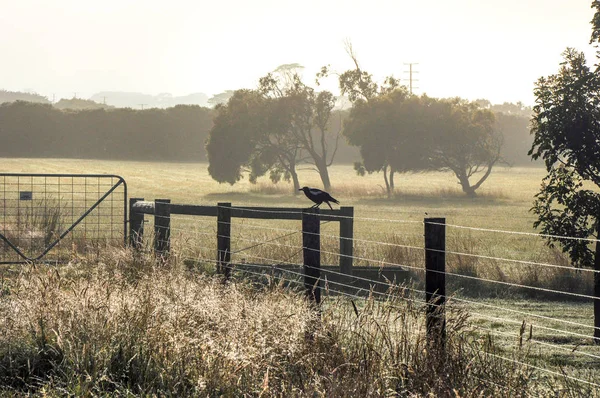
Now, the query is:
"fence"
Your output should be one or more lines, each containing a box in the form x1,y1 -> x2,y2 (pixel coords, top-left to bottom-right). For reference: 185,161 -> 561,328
129,199 -> 405,296
126,199 -> 600,390
128,199 -> 468,345
129,199 -> 352,267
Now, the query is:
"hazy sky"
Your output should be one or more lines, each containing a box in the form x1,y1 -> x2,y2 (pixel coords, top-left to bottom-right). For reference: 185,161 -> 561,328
1,0 -> 597,105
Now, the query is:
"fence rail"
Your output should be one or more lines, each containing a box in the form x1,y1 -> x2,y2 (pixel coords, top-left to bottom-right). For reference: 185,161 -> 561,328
129,199 -> 354,273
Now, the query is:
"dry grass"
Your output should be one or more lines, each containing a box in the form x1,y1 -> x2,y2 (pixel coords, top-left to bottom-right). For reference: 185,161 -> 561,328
1,159 -> 600,395
2,250 -> 594,397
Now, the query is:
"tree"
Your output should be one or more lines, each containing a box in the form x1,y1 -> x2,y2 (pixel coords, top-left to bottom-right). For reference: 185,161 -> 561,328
206,65 -> 341,192
530,1 -> 600,341
343,90 -> 431,197
206,90 -> 268,185
490,101 -> 531,117
474,98 -> 491,109
259,71 -> 339,191
205,85 -> 310,193
248,91 -> 305,191
529,47 -> 600,268
429,98 -> 503,197
331,44 -> 409,196
338,47 -> 501,198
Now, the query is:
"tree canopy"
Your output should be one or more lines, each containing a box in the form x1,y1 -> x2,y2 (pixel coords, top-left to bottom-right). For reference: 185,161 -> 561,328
331,43 -> 502,197
428,98 -> 501,197
529,47 -> 600,267
206,68 -> 340,192
343,89 -> 431,196
527,1 -> 600,268
341,79 -> 502,197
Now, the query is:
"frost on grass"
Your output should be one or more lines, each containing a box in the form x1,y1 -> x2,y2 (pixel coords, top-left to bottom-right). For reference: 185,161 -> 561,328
0,250 -> 596,397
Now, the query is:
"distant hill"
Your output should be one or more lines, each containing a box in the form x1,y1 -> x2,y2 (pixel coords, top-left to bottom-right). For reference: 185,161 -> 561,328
54,98 -> 114,110
89,91 -> 209,109
0,90 -> 50,104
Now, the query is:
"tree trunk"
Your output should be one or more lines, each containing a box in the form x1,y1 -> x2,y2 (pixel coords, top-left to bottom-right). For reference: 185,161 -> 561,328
389,169 -> 395,195
291,168 -> 300,195
470,162 -> 495,192
382,165 -> 391,198
316,159 -> 331,191
282,154 -> 301,195
458,174 -> 476,197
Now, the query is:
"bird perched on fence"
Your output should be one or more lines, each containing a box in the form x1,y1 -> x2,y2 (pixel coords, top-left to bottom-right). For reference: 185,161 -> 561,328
299,186 -> 340,210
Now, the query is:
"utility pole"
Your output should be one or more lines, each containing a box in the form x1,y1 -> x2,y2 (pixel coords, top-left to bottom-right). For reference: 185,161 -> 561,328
403,63 -> 419,94
139,103 -> 147,110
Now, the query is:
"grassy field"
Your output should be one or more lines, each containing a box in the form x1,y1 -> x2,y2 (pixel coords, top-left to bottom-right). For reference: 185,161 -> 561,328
0,158 -> 576,287
1,158 -> 600,396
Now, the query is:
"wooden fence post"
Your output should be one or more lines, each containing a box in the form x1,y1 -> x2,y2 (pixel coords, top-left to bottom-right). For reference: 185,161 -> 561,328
594,218 -> 600,343
217,202 -> 232,280
303,208 -> 321,306
154,199 -> 171,258
129,197 -> 144,249
425,217 -> 446,347
339,206 -> 354,276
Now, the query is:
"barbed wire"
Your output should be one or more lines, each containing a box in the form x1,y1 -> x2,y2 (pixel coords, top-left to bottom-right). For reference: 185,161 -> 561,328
471,317 -> 600,361
130,204 -> 600,393
180,251 -> 422,307
154,219 -> 598,303
145,212 -> 600,330
210,204 -> 599,243
176,248 -> 600,382
167,216 -> 600,276
224,233 -> 597,301
430,221 -> 600,243
484,350 -> 600,389
185,250 -> 600,392
141,201 -> 596,243
176,240 -> 600,336
156,214 -> 599,276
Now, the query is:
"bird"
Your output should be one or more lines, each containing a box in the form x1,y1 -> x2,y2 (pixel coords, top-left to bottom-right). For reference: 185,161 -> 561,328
299,186 -> 340,210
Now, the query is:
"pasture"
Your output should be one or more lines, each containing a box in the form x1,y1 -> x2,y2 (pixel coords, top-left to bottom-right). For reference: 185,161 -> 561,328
1,158 -> 599,396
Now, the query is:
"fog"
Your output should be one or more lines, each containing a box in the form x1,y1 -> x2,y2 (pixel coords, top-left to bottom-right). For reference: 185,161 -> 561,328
0,0 -> 596,105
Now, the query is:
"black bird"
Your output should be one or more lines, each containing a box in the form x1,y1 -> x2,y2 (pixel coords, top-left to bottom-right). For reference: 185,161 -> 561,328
299,186 -> 340,210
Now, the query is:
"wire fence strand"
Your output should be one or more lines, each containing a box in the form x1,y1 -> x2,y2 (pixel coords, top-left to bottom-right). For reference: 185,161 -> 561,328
132,202 -> 600,391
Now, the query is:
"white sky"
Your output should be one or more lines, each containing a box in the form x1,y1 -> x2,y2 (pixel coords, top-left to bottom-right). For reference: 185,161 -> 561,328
0,0 -> 597,105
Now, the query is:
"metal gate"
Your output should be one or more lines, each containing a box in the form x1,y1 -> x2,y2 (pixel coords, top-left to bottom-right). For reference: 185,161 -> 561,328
0,174 -> 127,264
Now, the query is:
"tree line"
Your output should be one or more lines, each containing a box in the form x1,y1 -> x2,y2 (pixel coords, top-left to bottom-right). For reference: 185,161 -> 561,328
0,101 -> 213,161
0,83 -> 531,191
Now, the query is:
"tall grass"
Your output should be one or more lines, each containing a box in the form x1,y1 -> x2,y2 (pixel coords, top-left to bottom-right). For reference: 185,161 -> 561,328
1,199 -> 63,252
0,250 -> 596,396
1,197 -> 125,265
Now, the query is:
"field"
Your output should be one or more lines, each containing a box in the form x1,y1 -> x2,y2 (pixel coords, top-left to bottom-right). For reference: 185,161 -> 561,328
1,158 -> 600,396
